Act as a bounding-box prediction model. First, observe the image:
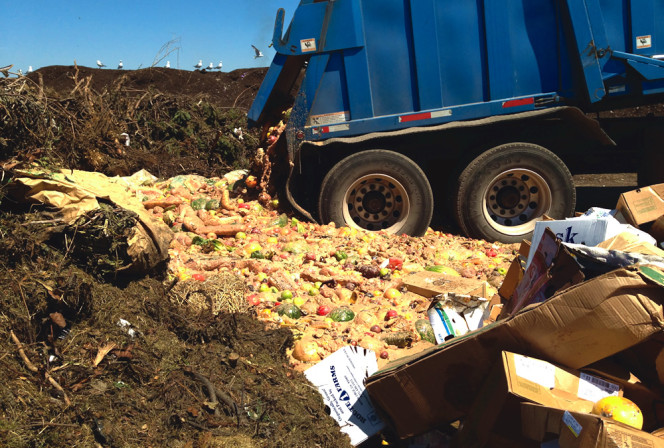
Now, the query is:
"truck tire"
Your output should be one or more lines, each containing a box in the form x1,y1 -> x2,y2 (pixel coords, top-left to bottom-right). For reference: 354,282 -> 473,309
454,143 -> 575,243
318,150 -> 434,236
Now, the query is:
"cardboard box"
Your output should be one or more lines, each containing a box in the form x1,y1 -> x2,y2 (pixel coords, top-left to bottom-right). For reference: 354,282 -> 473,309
520,403 -> 664,448
597,231 -> 664,257
364,265 -> 664,438
651,215 -> 664,245
506,228 -> 584,316
304,346 -> 385,445
453,351 -> 622,448
616,184 -> 664,227
525,216 -> 656,270
498,240 -> 530,301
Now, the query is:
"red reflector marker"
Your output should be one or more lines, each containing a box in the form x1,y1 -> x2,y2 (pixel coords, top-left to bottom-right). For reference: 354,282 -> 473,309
502,97 -> 534,108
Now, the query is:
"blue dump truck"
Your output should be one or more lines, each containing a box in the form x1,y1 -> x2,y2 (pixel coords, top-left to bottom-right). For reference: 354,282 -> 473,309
248,0 -> 664,243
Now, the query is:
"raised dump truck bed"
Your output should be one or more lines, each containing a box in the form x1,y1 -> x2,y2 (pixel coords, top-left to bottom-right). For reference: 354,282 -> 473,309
249,0 -> 664,242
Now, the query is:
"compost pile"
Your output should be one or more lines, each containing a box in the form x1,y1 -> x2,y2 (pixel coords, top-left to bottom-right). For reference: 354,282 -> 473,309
0,65 -> 355,448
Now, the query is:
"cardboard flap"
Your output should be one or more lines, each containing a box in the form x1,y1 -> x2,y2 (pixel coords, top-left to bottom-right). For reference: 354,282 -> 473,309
510,267 -> 664,369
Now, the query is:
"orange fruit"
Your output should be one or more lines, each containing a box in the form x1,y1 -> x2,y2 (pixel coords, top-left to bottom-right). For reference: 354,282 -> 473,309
591,396 -> 643,430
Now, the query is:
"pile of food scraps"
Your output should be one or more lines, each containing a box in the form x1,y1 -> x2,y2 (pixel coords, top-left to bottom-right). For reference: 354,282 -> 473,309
134,171 -> 518,371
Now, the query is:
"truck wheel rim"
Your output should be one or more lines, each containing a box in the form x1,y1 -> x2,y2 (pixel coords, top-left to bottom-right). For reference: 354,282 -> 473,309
342,174 -> 410,232
482,169 -> 552,236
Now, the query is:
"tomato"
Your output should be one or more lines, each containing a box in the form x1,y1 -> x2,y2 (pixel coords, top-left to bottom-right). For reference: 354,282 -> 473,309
238,203 -> 251,209
317,305 -> 331,316
245,175 -> 258,188
485,248 -> 498,257
387,258 -> 403,270
246,294 -> 260,306
191,273 -> 206,281
385,309 -> 398,320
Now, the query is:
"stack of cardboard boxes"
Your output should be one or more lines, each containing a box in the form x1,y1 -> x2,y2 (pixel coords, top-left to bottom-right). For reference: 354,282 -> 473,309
364,184 -> 664,447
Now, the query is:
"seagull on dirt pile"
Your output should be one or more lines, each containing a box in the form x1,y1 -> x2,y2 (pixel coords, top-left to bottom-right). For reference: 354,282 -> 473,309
117,60 -> 123,69
97,60 -> 106,68
251,45 -> 264,59
194,59 -> 203,69
165,60 -> 171,68
215,61 -> 223,70
28,66 -> 33,73
206,62 -> 214,70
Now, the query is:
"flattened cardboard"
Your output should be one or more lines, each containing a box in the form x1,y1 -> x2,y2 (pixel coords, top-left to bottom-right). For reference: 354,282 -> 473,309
402,271 -> 488,298
510,266 -> 664,370
616,184 -> 664,227
520,403 -> 664,448
365,266 -> 664,438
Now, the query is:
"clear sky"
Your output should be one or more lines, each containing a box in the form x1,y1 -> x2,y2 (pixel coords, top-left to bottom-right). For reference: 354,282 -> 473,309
2,0 -> 300,73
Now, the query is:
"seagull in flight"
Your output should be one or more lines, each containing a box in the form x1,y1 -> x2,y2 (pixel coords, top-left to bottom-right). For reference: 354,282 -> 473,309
165,60 -> 171,68
194,59 -> 203,69
215,61 -> 223,70
117,60 -> 123,69
252,45 -> 264,59
97,60 -> 106,68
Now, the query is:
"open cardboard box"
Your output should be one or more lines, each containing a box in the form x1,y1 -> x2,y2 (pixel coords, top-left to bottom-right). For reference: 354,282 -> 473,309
365,265 -> 664,438
453,351 -> 624,448
520,403 -> 664,447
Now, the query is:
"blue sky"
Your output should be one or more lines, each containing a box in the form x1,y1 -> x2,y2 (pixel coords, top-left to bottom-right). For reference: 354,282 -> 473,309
2,0 -> 300,73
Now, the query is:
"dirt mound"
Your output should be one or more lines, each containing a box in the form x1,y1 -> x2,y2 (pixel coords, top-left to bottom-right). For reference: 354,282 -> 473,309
30,65 -> 268,110
2,65 -> 270,180
0,67 -> 357,448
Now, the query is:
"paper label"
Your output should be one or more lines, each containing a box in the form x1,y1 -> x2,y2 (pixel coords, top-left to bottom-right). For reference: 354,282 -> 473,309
563,411 -> 583,437
577,372 -> 620,403
605,426 -> 657,447
513,354 -> 556,389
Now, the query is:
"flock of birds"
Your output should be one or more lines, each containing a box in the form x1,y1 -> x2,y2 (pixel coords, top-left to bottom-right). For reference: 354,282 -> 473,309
92,45 -> 264,72
1,45 -> 265,78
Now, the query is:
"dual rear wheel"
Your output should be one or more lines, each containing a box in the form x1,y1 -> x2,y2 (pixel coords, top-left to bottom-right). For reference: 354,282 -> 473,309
317,143 -> 575,243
